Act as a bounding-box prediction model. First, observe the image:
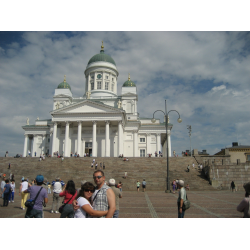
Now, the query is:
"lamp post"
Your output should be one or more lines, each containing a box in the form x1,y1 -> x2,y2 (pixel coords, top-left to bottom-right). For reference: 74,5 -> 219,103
152,100 -> 182,193
187,125 -> 192,157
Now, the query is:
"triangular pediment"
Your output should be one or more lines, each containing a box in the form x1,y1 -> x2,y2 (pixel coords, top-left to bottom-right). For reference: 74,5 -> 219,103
51,100 -> 123,114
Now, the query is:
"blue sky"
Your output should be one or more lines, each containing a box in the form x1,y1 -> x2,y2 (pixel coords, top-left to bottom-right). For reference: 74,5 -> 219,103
1,31 -> 250,156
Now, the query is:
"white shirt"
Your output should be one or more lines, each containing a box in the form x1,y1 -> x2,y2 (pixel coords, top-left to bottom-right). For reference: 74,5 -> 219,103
10,183 -> 15,192
74,197 -> 92,218
21,181 -> 28,191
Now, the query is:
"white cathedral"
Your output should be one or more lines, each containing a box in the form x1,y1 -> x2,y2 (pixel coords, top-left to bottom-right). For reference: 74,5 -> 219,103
22,42 -> 173,157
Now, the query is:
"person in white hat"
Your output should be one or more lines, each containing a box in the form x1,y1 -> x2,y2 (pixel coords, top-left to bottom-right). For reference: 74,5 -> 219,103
237,182 -> 250,218
177,180 -> 187,218
109,178 -> 122,218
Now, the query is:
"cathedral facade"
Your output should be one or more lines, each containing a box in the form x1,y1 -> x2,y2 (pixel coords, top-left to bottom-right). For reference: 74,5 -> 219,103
22,43 -> 172,157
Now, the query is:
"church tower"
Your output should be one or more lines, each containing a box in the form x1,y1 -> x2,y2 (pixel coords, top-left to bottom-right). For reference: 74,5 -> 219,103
84,41 -> 119,99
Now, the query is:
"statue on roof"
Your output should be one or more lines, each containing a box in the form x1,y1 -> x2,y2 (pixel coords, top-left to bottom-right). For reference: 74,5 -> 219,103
86,91 -> 91,99
55,102 -> 60,109
36,117 -> 39,120
118,99 -> 122,108
26,117 -> 29,125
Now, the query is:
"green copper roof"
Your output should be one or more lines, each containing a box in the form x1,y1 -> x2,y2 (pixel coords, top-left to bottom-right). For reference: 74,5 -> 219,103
88,51 -> 116,66
122,74 -> 136,87
57,76 -> 71,90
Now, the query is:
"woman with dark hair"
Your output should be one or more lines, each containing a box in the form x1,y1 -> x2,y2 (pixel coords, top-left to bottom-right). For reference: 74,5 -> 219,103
237,182 -> 250,218
74,182 -> 108,218
59,180 -> 77,218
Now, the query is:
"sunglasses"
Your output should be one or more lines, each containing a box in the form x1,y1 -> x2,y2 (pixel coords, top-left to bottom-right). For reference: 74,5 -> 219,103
84,189 -> 95,193
93,176 -> 103,179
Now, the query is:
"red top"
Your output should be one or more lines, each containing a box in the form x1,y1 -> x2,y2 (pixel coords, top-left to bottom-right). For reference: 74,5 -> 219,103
59,190 -> 77,204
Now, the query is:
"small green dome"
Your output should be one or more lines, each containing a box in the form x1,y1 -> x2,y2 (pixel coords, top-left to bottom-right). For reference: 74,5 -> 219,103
57,76 -> 71,90
87,42 -> 116,66
122,74 -> 136,87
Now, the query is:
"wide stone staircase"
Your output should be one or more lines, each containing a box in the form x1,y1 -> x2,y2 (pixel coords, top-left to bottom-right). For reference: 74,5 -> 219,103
0,156 -> 216,191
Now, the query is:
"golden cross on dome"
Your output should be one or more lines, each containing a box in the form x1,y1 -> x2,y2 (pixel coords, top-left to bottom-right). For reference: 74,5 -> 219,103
64,75 -> 66,82
128,73 -> 131,81
101,41 -> 104,50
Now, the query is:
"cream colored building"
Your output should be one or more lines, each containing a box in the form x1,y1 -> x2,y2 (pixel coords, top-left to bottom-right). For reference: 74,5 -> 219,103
22,42 -> 173,157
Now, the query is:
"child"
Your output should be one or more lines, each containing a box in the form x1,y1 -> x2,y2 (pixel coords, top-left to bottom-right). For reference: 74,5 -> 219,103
9,179 -> 15,202
47,183 -> 51,194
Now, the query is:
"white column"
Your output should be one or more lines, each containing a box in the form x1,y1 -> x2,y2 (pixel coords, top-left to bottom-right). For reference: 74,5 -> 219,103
118,121 -> 123,155
133,130 -> 138,157
82,139 -> 85,156
52,122 -> 57,157
49,132 -> 53,156
146,133 -> 151,156
92,121 -> 97,157
23,134 -> 28,157
105,121 -> 110,157
65,122 -> 70,157
32,135 -> 37,157
167,130 -> 171,157
77,121 -> 82,156
157,133 -> 161,157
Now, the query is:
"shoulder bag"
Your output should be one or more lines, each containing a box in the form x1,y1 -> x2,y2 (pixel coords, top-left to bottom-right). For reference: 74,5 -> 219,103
59,191 -> 76,213
183,193 -> 191,210
25,187 -> 43,208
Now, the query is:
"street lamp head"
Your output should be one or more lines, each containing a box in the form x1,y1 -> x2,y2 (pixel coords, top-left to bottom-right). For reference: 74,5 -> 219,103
177,118 -> 182,123
151,118 -> 156,123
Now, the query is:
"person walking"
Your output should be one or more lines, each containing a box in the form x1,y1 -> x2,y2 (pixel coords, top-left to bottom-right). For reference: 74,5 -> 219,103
142,179 -> 146,192
2,179 -> 11,207
95,162 -> 98,170
8,163 -> 11,169
23,175 -> 48,218
109,178 -> 122,218
1,178 -> 6,198
19,179 -> 29,210
103,162 -> 105,170
47,183 -> 51,194
136,180 -> 140,192
124,171 -> 127,179
172,179 -> 176,194
51,177 -> 64,213
187,165 -> 190,172
73,170 -> 116,218
231,181 -> 235,192
59,180 -> 77,218
237,182 -> 250,218
9,179 -> 15,202
177,180 -> 187,218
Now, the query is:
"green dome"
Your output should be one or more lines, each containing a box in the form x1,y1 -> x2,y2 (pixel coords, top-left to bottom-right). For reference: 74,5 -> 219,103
122,74 -> 136,87
57,76 -> 71,90
88,51 -> 116,66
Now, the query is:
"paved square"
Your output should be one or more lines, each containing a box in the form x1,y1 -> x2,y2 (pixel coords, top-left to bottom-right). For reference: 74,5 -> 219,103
0,189 -> 245,218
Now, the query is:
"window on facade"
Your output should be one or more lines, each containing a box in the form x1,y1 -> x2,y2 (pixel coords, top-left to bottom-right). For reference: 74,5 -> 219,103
140,149 -> 146,157
106,76 -> 109,79
105,82 -> 109,90
91,75 -> 94,79
48,138 -> 50,143
97,81 -> 101,89
140,138 -> 145,142
91,82 -> 94,90
111,84 -> 114,91
247,155 -> 250,161
112,78 -> 114,82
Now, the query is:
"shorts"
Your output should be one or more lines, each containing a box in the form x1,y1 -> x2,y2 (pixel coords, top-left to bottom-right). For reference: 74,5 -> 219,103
142,185 -> 146,188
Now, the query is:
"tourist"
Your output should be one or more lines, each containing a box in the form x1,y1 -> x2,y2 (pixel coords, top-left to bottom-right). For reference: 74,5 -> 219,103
11,173 -> 14,181
117,181 -> 122,192
100,162 -> 102,169
108,178 -> 122,218
1,177 -> 6,198
47,182 -> 51,194
91,162 -> 93,168
95,162 -> 98,170
9,179 -> 15,202
124,171 -> 127,179
74,182 -> 109,218
24,175 -> 48,218
8,163 -> 11,169
185,184 -> 190,191
187,165 -> 190,172
51,177 -> 64,213
231,181 -> 235,192
73,170 -> 116,218
192,163 -> 195,168
172,179 -> 176,194
59,180 -> 77,218
136,180 -> 140,192
237,182 -> 250,218
19,179 -> 29,210
142,179 -> 146,192
2,179 -> 11,207
103,162 -> 105,170
177,180 -> 187,218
